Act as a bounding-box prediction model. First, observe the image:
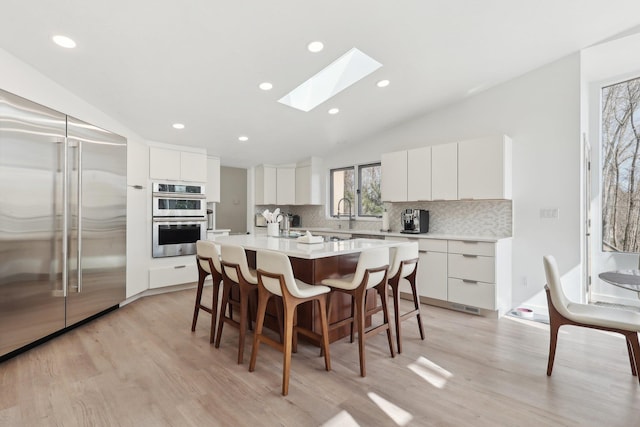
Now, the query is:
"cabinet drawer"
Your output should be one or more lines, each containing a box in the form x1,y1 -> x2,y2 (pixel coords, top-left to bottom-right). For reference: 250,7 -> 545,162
448,253 -> 495,283
448,240 -> 495,256
149,263 -> 197,289
448,278 -> 496,310
419,239 -> 447,252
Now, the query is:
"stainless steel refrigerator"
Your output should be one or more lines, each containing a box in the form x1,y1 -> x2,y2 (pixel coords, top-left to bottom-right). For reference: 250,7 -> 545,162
0,89 -> 127,358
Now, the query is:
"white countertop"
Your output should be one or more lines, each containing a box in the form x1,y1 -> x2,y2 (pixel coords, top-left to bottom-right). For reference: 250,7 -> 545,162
208,234 -> 402,259
206,229 -> 231,232
290,227 -> 510,243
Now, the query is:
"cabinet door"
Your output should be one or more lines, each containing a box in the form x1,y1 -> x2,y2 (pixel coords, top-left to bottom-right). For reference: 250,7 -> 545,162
381,150 -> 407,202
255,165 -> 277,205
180,151 -> 207,182
295,165 -> 311,205
206,156 -> 221,202
431,143 -> 457,200
277,167 -> 296,204
417,250 -> 448,300
407,146 -> 431,201
458,136 -> 512,200
149,147 -> 180,181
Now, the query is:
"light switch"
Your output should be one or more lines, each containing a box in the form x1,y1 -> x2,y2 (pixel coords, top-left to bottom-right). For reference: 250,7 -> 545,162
540,208 -> 559,219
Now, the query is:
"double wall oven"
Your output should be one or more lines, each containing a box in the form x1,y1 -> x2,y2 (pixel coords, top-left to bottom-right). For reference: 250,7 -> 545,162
152,182 -> 207,258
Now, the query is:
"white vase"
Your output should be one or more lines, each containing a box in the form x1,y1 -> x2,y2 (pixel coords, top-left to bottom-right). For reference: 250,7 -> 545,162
267,223 -> 279,237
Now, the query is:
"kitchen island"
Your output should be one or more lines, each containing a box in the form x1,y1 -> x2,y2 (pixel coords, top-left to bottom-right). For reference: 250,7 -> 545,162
208,234 -> 403,341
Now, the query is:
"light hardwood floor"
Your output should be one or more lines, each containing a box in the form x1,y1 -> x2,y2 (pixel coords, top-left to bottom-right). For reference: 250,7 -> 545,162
1,286 -> 639,426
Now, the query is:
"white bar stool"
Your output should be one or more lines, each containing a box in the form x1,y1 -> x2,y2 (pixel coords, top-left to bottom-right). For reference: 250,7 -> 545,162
192,240 -> 223,343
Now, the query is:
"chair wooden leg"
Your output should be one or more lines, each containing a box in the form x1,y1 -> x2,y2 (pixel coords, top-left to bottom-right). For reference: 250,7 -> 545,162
214,281 -> 232,348
355,288 -> 367,377
209,277 -> 220,343
410,278 -> 425,341
626,332 -> 640,383
191,269 -> 208,331
292,307 -> 298,353
547,323 -> 559,376
317,296 -> 331,371
349,295 -> 355,343
238,287 -> 250,364
390,282 -> 402,353
281,302 -> 296,396
378,283 -> 395,358
249,287 -> 270,372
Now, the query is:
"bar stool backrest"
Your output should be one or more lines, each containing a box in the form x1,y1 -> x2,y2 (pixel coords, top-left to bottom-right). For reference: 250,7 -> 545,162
196,240 -> 222,274
256,250 -> 301,297
352,247 -> 389,290
220,244 -> 255,284
388,242 -> 418,279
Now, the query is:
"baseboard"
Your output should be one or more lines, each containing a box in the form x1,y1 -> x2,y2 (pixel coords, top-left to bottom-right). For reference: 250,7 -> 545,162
591,292 -> 640,308
122,281 -> 202,307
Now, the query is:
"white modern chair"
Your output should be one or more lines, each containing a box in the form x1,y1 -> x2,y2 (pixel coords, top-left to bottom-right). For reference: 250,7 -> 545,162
387,242 -> 424,353
215,244 -> 259,364
192,240 -> 223,343
543,255 -> 640,383
249,250 -> 331,396
322,246 -> 395,377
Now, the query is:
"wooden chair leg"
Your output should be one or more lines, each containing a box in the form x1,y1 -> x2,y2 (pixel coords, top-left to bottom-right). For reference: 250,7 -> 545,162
355,288 -> 367,377
349,295 -> 355,343
249,287 -> 270,372
191,269 -> 208,331
547,323 -> 559,376
209,278 -> 220,343
238,287 -> 250,364
410,278 -> 425,341
292,307 -> 298,353
626,332 -> 640,383
215,281 -> 232,348
378,283 -> 395,358
282,302 -> 296,396
317,296 -> 331,371
390,282 -> 402,353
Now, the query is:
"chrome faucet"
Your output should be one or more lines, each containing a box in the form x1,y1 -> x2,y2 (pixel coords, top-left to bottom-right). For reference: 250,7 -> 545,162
335,197 -> 354,230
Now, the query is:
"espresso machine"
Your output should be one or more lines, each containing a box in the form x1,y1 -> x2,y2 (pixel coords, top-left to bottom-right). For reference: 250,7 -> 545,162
401,209 -> 429,234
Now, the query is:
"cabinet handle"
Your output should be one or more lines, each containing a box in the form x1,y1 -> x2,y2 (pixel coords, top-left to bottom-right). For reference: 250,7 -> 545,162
419,250 -> 428,254
174,265 -> 186,269
462,279 -> 478,284
462,254 -> 478,258
461,240 -> 478,244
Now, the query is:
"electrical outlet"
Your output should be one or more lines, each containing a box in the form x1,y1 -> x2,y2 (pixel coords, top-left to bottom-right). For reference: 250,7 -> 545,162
540,208 -> 559,219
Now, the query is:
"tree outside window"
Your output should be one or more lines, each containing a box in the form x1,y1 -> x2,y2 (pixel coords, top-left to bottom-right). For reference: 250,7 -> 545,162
330,163 -> 383,218
358,163 -> 383,217
602,77 -> 640,252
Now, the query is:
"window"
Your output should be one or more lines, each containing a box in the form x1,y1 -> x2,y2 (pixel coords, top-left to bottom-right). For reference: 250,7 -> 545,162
330,163 -> 383,218
601,76 -> 640,252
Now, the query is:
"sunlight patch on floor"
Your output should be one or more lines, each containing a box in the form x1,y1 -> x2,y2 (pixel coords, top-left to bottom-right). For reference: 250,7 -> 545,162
321,410 -> 360,427
367,392 -> 413,426
408,356 -> 452,389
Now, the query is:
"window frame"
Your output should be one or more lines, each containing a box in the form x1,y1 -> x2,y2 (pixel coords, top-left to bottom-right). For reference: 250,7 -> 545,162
329,162 -> 383,220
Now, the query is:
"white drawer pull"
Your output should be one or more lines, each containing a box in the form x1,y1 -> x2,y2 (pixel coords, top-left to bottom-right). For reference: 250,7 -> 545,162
174,265 -> 186,269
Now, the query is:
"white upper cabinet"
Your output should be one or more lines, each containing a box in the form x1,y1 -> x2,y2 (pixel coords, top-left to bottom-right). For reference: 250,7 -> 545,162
295,157 -> 323,205
180,151 -> 207,182
276,166 -> 296,205
255,164 -> 277,205
407,146 -> 432,201
381,150 -> 408,202
431,142 -> 458,200
458,135 -> 512,200
206,156 -> 221,202
149,146 -> 207,182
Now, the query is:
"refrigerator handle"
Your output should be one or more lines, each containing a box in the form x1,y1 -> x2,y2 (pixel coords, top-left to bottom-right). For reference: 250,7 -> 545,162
62,138 -> 69,298
77,141 -> 83,293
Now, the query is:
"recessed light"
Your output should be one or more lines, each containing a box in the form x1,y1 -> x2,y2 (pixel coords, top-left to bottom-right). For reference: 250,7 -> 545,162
307,41 -> 324,53
52,35 -> 76,49
172,123 -> 185,129
238,136 -> 249,142
328,108 -> 340,115
259,82 -> 273,91
376,79 -> 390,88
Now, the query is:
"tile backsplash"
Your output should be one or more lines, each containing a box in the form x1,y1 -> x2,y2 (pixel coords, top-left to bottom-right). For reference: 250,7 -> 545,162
256,200 -> 512,237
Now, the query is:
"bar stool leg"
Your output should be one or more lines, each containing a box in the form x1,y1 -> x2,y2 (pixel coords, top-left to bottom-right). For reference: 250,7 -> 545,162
354,287 -> 367,377
317,295 -> 331,371
249,287 -> 270,372
191,268 -> 208,331
215,281 -> 232,348
209,276 -> 221,343
378,282 -> 395,358
410,277 -> 425,342
238,285 -> 250,364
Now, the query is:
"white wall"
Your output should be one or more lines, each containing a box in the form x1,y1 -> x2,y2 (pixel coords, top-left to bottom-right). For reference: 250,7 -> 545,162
324,53 -> 583,308
0,47 -> 150,298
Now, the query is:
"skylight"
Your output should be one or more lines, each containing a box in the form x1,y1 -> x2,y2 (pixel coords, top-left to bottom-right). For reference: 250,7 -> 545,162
278,48 -> 382,112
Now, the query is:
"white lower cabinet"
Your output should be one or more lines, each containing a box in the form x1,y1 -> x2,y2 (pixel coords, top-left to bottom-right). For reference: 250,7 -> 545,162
149,260 -> 197,289
388,235 -> 511,316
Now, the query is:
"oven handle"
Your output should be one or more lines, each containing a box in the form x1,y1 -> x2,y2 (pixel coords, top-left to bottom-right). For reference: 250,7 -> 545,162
152,192 -> 206,199
153,217 -> 207,223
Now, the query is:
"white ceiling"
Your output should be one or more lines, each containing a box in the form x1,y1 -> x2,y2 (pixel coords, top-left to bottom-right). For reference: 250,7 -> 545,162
2,0 -> 640,168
